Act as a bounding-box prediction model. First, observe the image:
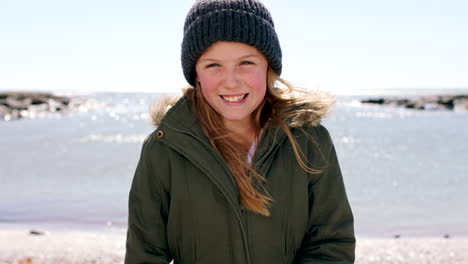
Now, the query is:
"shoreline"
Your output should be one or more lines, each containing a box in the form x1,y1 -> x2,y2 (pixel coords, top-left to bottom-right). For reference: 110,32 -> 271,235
2,222 -> 467,239
1,229 -> 467,264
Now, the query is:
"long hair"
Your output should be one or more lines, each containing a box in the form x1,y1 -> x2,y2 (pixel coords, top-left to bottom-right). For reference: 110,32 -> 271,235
184,67 -> 321,216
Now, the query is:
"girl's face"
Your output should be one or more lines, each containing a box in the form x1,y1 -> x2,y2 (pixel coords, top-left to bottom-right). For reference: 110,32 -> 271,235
195,41 -> 268,129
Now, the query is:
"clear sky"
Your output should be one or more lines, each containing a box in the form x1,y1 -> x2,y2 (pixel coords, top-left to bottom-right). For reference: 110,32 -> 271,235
1,0 -> 467,93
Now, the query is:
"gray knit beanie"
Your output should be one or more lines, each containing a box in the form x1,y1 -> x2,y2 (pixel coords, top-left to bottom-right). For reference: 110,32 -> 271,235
181,0 -> 282,86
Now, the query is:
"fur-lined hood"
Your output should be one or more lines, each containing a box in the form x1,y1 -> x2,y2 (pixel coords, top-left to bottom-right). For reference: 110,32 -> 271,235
150,90 -> 335,128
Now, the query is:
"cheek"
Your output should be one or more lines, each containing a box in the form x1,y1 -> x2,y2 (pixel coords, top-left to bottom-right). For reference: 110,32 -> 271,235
197,73 -> 219,97
245,69 -> 267,93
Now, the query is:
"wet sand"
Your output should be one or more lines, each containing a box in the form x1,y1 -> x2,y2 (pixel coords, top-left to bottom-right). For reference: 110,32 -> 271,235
1,230 -> 467,264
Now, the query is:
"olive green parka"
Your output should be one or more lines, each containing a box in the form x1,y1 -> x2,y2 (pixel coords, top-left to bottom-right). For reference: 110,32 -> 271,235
125,93 -> 355,264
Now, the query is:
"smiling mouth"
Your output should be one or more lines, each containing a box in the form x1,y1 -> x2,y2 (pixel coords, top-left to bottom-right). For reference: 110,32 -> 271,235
220,93 -> 248,102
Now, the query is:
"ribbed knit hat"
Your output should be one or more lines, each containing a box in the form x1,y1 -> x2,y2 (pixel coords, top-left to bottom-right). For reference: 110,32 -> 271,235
181,0 -> 282,86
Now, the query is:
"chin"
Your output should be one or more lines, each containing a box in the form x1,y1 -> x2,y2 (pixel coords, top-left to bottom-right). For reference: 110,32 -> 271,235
223,116 -> 247,122
221,114 -> 251,122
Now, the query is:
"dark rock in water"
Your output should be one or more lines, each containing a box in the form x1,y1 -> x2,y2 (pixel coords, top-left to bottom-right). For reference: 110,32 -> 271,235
394,234 -> 401,239
391,99 -> 410,107
444,233 -> 451,239
361,94 -> 468,112
0,92 -> 83,121
361,98 -> 385,104
29,230 -> 45,235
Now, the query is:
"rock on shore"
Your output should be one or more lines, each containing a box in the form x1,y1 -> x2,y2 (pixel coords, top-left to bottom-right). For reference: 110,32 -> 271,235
361,94 -> 468,111
0,92 -> 83,121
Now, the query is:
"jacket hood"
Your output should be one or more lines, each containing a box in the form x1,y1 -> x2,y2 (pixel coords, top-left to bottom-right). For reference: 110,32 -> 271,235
150,94 -> 181,127
150,90 -> 335,128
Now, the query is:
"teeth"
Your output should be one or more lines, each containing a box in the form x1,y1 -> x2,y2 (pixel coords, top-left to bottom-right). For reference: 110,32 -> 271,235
222,94 -> 245,102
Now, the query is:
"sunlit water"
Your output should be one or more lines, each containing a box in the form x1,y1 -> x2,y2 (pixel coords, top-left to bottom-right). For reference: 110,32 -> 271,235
1,90 -> 467,238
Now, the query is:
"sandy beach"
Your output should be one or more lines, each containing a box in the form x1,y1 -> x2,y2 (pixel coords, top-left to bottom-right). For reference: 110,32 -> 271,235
0,230 -> 125,264
1,230 -> 467,264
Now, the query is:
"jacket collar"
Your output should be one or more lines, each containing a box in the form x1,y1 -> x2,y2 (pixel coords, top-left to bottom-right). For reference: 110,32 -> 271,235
153,94 -> 289,170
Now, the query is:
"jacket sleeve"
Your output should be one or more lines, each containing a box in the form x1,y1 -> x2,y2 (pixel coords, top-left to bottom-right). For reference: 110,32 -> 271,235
294,125 -> 356,264
125,134 -> 173,264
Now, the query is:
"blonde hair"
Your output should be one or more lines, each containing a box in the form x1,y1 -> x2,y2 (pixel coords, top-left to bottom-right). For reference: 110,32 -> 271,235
185,68 -> 322,216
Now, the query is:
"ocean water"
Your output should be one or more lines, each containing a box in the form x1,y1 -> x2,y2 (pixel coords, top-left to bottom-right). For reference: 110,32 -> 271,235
1,90 -> 467,238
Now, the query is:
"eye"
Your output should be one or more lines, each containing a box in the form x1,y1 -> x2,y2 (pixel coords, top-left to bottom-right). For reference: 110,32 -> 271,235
240,61 -> 254,65
206,63 -> 220,68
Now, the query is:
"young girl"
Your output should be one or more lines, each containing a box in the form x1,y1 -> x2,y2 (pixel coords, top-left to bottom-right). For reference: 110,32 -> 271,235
125,0 -> 355,263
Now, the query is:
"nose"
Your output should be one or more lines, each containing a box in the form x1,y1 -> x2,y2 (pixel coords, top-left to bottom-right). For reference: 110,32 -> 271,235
223,68 -> 240,89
